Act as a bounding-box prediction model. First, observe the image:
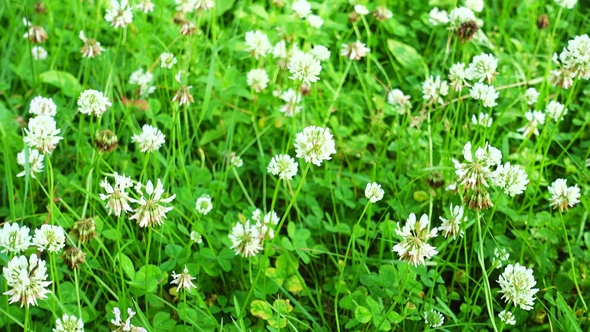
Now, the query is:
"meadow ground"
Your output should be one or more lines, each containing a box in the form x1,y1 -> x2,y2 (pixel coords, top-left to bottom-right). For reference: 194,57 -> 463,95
0,0 -> 589,331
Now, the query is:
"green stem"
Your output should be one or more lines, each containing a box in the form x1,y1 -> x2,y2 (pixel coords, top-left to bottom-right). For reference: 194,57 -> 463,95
477,211 -> 499,332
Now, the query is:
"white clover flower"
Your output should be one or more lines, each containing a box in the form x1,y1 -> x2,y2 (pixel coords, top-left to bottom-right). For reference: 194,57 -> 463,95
493,247 -> 510,269
104,0 -> 133,28
111,307 -> 147,332
31,46 -> 48,60
311,45 -> 331,61
554,0 -> 577,9
498,263 -> 539,311
17,148 -> 45,178
471,112 -> 493,127
288,52 -> 322,85
136,0 -> 155,13
77,89 -> 112,116
53,314 -> 84,332
99,172 -> 136,217
307,14 -> 323,28
422,75 -> 449,105
498,310 -> 516,325
523,88 -> 539,105
171,70 -> 194,106
0,223 -> 31,254
29,96 -> 57,116
393,213 -> 438,266
448,7 -> 476,30
548,178 -> 580,212
549,52 -> 575,89
429,7 -> 449,26
279,88 -> 302,116
244,30 -> 272,59
424,309 -> 444,328
3,254 -> 52,308
372,6 -> 393,21
354,4 -> 369,16
174,0 -> 196,12
23,115 -> 63,154
439,204 -> 466,239
468,53 -> 499,83
129,68 -> 156,96
32,225 -> 66,253
465,0 -> 484,12
341,40 -> 370,60
130,178 -> 176,228
229,152 -> 243,168
268,154 -> 298,180
365,182 -> 384,203
452,141 -> 502,188
190,231 -> 203,244
159,52 -> 177,69
470,83 -> 499,108
272,40 -> 287,59
491,163 -> 529,197
252,209 -> 280,241
132,124 -> 166,153
291,0 -> 311,18
195,0 -> 214,11
517,110 -> 545,137
229,220 -> 262,257
171,265 -> 197,291
79,30 -> 105,58
545,100 -> 568,122
195,194 -> 213,215
294,126 -> 336,166
246,68 -> 269,93
387,89 -> 412,114
561,34 -> 590,79
449,62 -> 471,91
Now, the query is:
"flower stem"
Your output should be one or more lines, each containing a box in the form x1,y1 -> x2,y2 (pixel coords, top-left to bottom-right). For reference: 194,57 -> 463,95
476,211 -> 499,332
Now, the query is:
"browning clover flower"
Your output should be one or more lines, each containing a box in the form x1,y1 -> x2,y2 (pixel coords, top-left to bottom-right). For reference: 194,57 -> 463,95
104,0 -> 133,28
111,307 -> 147,332
79,30 -> 104,58
17,148 -> 45,178
171,265 -> 197,291
99,172 -> 136,217
393,213 -> 438,266
341,40 -> 370,60
130,178 -> 176,227
452,141 -> 502,188
439,204 -> 466,239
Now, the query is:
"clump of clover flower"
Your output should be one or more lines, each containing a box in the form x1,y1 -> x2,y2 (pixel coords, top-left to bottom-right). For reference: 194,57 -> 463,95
104,0 -> 133,28
448,7 -> 476,31
136,0 -> 155,13
471,112 -> 493,127
557,34 -> 590,81
229,151 -> 243,168
468,53 -> 499,83
79,30 -> 104,58
171,265 -> 197,292
54,314 -> 84,332
422,75 -> 449,105
3,254 -> 52,307
492,248 -> 510,269
247,68 -> 269,92
341,40 -> 370,60
545,100 -> 568,122
523,88 -> 539,105
517,110 -> 545,137
365,182 -> 384,203
387,89 -> 411,114
29,96 -> 57,116
307,14 -> 323,28
159,52 -> 177,69
0,223 -> 31,254
77,89 -> 112,116
439,204 -> 466,239
172,71 -> 194,105
278,88 -> 302,116
288,51 -> 322,85
195,194 -> 213,215
497,263 -> 538,311
31,46 -> 48,60
194,0 -> 214,11
470,82 -> 499,107
429,7 -> 449,26
294,126 -> 336,166
129,68 -> 156,96
393,213 -> 438,266
244,30 -> 272,59
424,309 -> 444,328
229,220 -> 263,257
17,148 -> 45,178
99,172 -> 136,217
23,115 -> 63,154
111,307 -> 147,332
490,162 -> 529,196
548,178 -> 580,212
32,225 -> 66,253
130,178 -> 176,228
499,310 -> 516,325
132,124 -> 166,152
268,154 -> 298,180
311,45 -> 330,61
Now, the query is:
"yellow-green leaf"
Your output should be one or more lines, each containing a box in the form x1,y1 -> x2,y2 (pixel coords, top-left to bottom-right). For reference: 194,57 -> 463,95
250,300 -> 272,320
273,299 -> 293,315
284,275 -> 304,294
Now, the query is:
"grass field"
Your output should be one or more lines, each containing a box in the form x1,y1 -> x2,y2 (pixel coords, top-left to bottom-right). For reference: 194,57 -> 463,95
0,0 -> 589,331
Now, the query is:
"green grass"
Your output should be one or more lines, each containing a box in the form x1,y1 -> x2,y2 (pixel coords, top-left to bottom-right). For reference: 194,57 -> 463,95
1,0 -> 590,331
